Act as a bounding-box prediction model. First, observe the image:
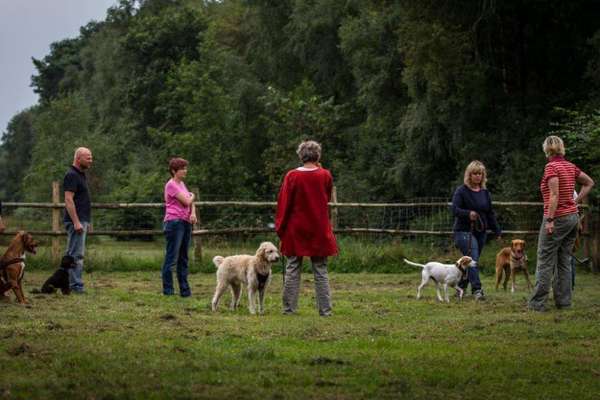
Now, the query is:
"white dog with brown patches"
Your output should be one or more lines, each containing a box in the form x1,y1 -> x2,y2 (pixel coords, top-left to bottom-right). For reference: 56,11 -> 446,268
404,256 -> 473,302
211,241 -> 280,314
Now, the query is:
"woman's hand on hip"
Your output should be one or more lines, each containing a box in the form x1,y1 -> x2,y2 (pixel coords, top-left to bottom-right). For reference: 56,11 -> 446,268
545,221 -> 554,235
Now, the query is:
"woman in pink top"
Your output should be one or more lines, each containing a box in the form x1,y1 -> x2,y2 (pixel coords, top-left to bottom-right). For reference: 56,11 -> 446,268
161,158 -> 197,297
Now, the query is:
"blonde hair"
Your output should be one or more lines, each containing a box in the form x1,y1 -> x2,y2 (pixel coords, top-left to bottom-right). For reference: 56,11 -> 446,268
542,135 -> 565,157
296,140 -> 322,163
463,160 -> 487,189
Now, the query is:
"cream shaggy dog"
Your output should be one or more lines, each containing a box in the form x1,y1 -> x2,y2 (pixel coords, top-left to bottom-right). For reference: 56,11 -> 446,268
211,241 -> 280,314
404,256 -> 473,302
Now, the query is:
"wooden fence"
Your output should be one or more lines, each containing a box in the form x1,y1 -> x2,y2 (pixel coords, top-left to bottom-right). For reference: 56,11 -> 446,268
1,182 -> 598,271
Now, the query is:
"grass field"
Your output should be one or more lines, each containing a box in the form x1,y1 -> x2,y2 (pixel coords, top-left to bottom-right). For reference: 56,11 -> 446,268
11,234 -> 545,274
2,270 -> 600,399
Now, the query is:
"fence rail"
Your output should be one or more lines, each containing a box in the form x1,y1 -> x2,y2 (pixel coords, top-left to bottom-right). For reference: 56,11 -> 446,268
1,181 -> 597,271
2,200 -> 547,208
1,200 -> 550,237
1,200 -> 588,238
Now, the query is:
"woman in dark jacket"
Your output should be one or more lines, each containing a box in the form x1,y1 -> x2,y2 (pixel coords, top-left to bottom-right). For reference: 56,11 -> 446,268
452,160 -> 502,300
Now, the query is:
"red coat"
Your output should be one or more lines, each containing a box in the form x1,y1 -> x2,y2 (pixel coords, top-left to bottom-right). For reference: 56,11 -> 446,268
275,167 -> 338,257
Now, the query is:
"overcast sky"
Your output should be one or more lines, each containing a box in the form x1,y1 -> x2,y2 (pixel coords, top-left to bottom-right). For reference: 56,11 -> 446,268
0,0 -> 117,137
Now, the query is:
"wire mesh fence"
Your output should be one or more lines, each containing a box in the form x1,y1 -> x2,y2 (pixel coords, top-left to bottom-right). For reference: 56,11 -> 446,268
0,196 -> 571,237
3,193 -> 598,269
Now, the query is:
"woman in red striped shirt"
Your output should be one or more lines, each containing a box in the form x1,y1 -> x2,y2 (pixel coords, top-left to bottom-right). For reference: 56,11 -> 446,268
528,136 -> 594,312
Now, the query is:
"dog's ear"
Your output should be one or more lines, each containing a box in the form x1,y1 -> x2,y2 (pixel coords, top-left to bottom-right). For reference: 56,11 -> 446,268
21,232 -> 38,253
256,243 -> 267,259
458,256 -> 472,266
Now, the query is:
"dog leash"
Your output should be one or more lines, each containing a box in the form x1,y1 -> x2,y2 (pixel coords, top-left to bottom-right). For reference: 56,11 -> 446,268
466,214 -> 485,256
279,243 -> 286,287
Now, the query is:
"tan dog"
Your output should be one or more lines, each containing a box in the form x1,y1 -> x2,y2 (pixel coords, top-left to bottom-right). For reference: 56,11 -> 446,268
211,242 -> 280,314
1,231 -> 39,304
495,239 -> 532,293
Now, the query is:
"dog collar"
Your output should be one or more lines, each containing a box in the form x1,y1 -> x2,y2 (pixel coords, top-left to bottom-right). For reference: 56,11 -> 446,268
511,254 -> 524,261
455,263 -> 467,277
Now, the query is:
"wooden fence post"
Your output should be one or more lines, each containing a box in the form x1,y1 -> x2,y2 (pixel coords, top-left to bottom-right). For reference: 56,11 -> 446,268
192,187 -> 202,260
588,211 -> 599,274
331,185 -> 338,229
52,181 -> 60,264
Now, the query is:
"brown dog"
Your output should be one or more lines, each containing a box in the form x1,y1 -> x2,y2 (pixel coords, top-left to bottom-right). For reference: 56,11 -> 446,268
0,231 -> 38,304
495,239 -> 532,293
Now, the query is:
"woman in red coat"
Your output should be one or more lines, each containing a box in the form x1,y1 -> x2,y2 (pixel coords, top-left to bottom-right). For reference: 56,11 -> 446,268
276,140 -> 337,316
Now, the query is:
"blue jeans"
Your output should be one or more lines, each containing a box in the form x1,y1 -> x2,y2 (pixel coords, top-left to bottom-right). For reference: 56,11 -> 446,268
161,219 -> 192,296
454,231 -> 486,293
65,221 -> 89,292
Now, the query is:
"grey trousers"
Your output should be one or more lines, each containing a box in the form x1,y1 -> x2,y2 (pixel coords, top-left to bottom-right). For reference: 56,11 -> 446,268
282,256 -> 332,316
529,213 -> 578,310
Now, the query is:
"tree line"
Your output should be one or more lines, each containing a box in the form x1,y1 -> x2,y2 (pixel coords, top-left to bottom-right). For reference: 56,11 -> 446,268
1,0 -> 599,209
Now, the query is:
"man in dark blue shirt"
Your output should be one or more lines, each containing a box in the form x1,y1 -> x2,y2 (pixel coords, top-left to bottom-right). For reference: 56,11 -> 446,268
63,147 -> 93,293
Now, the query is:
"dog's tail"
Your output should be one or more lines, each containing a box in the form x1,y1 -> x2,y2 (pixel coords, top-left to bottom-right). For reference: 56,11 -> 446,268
212,256 -> 225,268
403,258 -> 426,268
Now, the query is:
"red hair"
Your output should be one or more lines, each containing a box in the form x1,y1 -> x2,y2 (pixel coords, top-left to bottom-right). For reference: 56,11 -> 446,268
168,157 -> 188,177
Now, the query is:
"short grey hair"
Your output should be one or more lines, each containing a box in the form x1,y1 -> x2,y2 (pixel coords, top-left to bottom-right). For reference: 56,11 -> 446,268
296,140 -> 322,163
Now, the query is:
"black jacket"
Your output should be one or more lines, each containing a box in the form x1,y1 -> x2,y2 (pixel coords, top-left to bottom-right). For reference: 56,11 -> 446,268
451,185 -> 501,235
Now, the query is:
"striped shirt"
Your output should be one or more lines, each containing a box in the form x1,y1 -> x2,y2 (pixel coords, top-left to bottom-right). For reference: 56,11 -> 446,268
540,155 -> 581,217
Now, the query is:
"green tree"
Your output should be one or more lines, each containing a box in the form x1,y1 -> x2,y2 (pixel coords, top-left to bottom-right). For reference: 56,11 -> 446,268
0,109 -> 38,200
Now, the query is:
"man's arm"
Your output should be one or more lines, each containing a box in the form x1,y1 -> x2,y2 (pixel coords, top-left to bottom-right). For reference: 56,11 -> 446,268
64,191 -> 83,233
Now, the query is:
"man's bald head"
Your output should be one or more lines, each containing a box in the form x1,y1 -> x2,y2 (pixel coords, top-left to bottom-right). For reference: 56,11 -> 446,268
73,147 -> 93,170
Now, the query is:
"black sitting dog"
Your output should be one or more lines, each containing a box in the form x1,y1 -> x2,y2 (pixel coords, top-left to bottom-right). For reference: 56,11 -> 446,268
37,255 -> 76,295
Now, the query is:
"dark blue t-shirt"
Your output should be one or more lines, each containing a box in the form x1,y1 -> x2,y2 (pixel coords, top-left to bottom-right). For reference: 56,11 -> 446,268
63,166 -> 91,223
